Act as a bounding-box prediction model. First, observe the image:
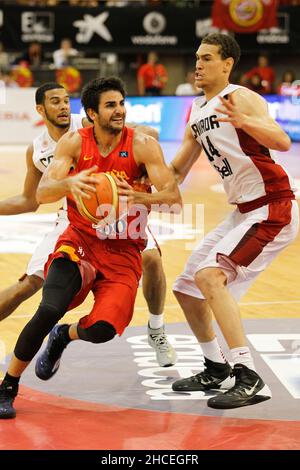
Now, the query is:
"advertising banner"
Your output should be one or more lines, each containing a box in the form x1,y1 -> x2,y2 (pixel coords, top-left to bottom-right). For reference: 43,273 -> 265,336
1,91 -> 299,144
212,0 -> 277,33
0,87 -> 44,144
0,4 -> 297,53
71,95 -> 300,143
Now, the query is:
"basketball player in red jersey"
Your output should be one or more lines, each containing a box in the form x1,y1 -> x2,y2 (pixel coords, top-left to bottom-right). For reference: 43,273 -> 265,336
0,82 -> 176,369
0,77 -> 181,419
169,34 -> 299,409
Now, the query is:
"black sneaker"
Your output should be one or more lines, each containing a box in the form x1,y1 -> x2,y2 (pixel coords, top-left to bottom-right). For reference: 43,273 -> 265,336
0,383 -> 18,419
35,324 -> 69,381
207,363 -> 272,409
172,357 -> 232,391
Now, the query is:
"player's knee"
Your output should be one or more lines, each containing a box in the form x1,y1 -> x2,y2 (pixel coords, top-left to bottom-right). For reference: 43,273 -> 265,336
28,303 -> 63,330
78,321 -> 116,344
194,268 -> 226,293
173,289 -> 188,303
142,249 -> 162,276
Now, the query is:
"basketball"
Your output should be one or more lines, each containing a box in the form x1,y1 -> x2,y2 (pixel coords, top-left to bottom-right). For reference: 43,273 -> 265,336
78,172 -> 119,225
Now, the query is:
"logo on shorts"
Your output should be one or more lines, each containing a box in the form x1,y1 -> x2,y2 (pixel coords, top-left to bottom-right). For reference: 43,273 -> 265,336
78,246 -> 85,257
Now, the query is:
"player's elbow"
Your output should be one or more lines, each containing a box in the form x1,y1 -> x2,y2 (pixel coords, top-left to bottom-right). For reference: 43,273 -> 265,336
36,184 -> 48,204
277,134 -> 291,152
29,199 -> 39,212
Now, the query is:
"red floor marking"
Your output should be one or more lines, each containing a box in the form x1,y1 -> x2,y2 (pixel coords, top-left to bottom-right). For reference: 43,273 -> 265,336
1,386 -> 300,450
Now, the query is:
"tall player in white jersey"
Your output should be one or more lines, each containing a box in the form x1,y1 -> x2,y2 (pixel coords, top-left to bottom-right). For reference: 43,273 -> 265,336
170,33 -> 299,409
0,82 -> 176,368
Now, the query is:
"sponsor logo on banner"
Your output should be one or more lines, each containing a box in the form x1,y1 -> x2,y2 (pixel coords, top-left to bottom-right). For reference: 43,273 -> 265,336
195,18 -> 228,38
212,0 -> 277,33
131,12 -> 178,46
21,11 -> 54,42
73,12 -> 112,43
0,111 -> 30,121
143,12 -> 166,34
257,12 -> 290,44
0,88 -> 44,143
125,101 -> 162,124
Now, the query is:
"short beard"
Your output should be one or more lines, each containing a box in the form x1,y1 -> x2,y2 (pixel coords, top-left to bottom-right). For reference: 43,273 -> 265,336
44,108 -> 70,129
99,122 -> 123,136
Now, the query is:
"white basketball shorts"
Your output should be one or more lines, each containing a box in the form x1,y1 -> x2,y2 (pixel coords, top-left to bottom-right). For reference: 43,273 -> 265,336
173,199 -> 299,301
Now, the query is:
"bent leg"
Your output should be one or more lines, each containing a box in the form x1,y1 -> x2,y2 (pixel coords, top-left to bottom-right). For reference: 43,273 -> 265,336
173,290 -> 215,342
142,249 -> 166,316
194,267 -> 246,349
143,248 -> 177,367
77,320 -> 116,343
9,258 -> 82,377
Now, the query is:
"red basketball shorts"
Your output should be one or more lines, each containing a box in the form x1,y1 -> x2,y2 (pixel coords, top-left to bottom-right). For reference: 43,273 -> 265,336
45,225 -> 142,335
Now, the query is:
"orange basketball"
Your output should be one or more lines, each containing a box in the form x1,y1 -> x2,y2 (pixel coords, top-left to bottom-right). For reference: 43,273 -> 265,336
78,172 -> 119,225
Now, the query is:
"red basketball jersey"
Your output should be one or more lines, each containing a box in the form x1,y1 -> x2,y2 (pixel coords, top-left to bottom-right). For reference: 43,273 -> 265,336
67,126 -> 149,249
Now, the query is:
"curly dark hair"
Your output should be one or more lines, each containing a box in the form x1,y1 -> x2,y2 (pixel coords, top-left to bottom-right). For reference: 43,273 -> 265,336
81,77 -> 126,122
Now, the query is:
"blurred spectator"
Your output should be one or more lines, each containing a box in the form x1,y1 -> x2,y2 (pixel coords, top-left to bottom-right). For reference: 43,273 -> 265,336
241,54 -> 275,94
277,70 -> 296,95
175,71 -> 200,96
0,69 -> 19,88
0,42 -> 9,69
56,66 -> 82,94
137,51 -> 168,96
12,65 -> 33,87
69,0 -> 99,5
17,1 -> 58,4
53,38 -> 79,69
15,42 -> 44,69
245,73 -> 266,95
106,0 -> 129,5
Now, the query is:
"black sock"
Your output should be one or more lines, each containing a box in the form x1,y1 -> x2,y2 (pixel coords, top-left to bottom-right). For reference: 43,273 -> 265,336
1,373 -> 20,391
59,324 -> 72,345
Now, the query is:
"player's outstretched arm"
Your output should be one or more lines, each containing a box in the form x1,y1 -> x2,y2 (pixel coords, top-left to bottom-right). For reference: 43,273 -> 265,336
37,131 -> 98,204
215,89 -> 291,151
170,124 -> 202,184
0,144 -> 41,215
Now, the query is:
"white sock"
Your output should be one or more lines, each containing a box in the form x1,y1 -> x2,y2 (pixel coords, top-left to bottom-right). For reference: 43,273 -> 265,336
200,337 -> 227,364
231,346 -> 255,370
149,313 -> 164,330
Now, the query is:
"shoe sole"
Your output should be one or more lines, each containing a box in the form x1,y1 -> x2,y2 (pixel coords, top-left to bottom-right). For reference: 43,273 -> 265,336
0,410 -> 16,419
172,373 -> 233,392
172,384 -> 222,392
207,394 -> 271,409
35,358 -> 60,381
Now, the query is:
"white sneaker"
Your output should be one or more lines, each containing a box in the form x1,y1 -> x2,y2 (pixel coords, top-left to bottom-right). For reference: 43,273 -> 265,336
148,324 -> 177,367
